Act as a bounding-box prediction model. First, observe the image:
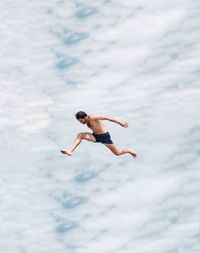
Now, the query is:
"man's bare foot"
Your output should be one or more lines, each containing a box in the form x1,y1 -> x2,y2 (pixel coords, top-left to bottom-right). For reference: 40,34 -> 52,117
60,149 -> 72,156
130,150 -> 137,158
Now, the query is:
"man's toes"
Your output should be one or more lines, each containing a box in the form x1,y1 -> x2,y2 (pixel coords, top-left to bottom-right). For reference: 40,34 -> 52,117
131,151 -> 137,158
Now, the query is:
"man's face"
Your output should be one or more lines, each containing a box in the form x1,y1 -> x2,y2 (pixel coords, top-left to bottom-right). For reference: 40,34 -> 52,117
78,117 -> 87,124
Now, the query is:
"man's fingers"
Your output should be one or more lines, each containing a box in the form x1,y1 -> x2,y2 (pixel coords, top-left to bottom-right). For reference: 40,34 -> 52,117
122,122 -> 128,127
120,121 -> 129,127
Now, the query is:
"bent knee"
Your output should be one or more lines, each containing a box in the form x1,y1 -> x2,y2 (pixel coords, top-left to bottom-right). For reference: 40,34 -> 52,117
77,133 -> 84,139
114,150 -> 121,156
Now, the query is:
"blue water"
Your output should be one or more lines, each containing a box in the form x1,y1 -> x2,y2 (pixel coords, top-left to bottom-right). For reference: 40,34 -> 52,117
0,0 -> 199,253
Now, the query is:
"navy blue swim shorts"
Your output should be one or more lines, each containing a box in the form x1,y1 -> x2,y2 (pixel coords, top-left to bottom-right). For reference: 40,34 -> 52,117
92,132 -> 113,144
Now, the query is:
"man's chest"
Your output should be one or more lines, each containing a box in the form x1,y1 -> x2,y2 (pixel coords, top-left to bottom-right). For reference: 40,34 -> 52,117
87,120 -> 98,129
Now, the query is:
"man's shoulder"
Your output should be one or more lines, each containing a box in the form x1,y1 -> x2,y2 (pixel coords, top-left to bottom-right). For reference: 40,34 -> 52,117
88,114 -> 97,120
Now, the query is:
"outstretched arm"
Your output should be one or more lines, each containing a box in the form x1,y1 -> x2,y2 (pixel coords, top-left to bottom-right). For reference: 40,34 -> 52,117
92,115 -> 128,128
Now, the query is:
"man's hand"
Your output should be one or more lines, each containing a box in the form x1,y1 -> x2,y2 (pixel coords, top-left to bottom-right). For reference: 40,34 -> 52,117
120,121 -> 128,128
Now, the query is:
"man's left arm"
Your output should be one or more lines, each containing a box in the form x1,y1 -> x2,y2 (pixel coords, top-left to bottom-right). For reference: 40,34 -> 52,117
93,115 -> 128,128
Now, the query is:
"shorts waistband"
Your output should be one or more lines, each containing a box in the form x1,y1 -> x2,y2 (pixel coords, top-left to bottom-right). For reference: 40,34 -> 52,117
93,131 -> 109,136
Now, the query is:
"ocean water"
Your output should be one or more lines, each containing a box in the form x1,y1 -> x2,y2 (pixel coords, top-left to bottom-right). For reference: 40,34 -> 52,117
0,0 -> 199,252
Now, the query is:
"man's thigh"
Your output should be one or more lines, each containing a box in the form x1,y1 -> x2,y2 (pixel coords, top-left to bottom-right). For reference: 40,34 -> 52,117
104,144 -> 119,153
80,132 -> 96,142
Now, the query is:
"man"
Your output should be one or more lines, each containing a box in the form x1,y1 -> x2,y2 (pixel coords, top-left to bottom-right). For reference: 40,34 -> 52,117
60,111 -> 137,158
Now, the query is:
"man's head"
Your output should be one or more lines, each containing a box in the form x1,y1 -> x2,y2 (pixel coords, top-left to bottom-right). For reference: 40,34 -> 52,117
75,111 -> 88,124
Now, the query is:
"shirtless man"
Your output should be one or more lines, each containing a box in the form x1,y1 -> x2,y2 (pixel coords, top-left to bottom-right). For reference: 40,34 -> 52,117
60,111 -> 137,158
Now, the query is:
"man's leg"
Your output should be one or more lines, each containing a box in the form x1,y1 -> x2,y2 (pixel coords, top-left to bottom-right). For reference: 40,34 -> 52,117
60,132 -> 96,156
104,144 -> 137,158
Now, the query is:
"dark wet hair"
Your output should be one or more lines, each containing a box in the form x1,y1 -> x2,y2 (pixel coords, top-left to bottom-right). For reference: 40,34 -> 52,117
75,111 -> 87,119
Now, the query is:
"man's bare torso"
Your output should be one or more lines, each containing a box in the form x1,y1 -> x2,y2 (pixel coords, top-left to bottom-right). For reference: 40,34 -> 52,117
86,115 -> 107,134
